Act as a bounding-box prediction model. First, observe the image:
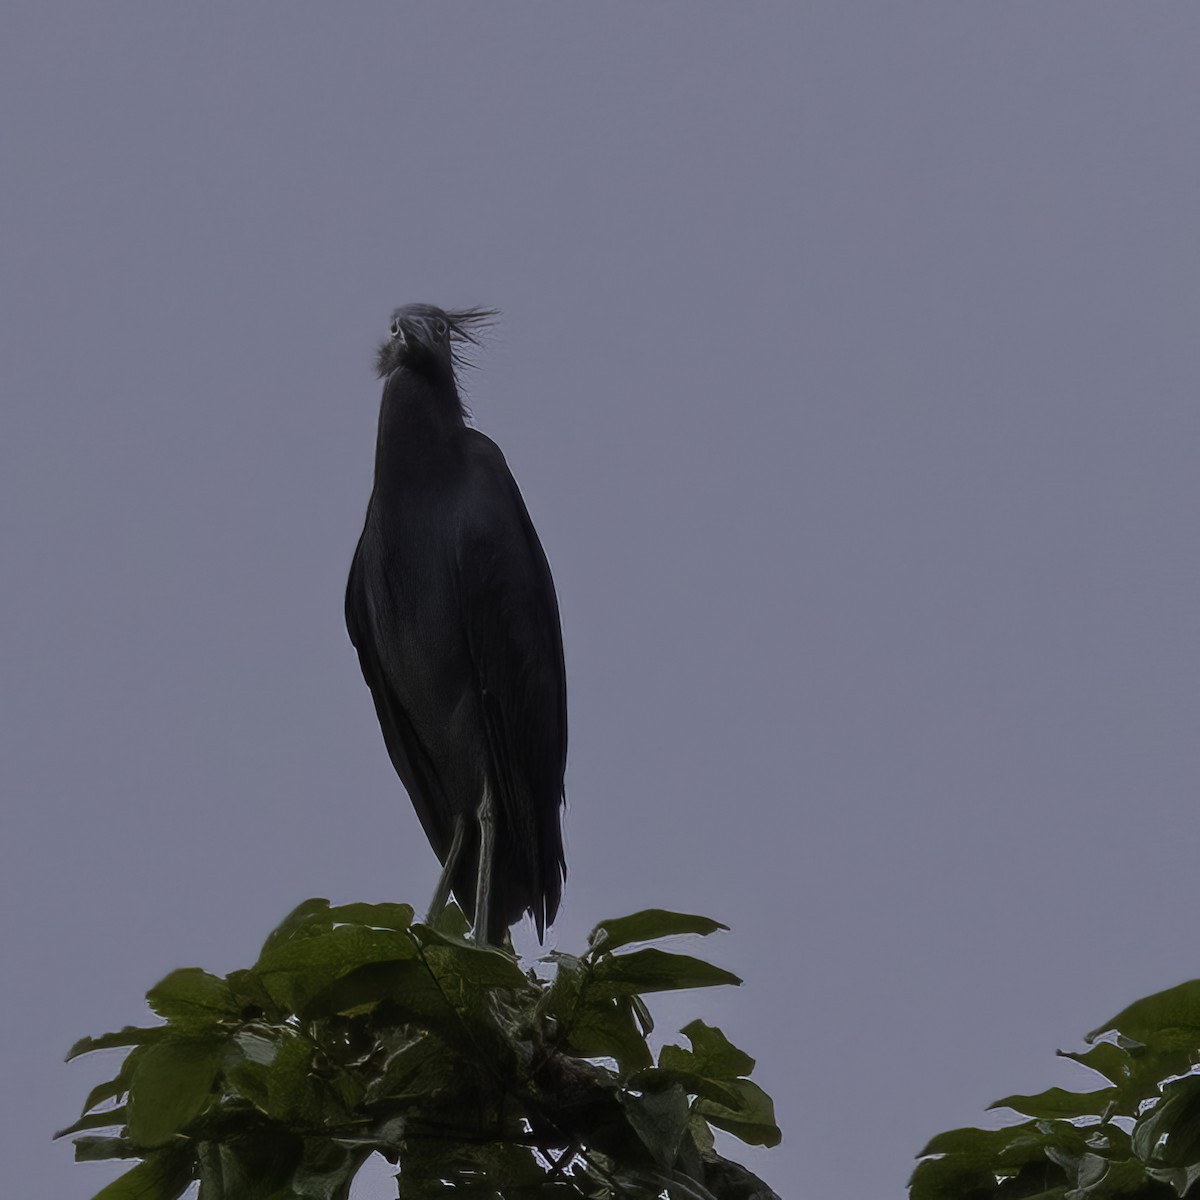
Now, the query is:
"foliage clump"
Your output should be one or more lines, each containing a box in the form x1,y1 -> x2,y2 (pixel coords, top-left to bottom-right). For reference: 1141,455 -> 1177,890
911,979 -> 1200,1199
61,899 -> 781,1199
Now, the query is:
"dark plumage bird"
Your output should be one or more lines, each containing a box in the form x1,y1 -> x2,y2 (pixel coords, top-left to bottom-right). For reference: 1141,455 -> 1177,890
345,304 -> 567,945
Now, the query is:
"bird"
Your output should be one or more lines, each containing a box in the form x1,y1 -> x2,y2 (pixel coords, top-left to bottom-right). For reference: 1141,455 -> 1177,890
345,304 -> 567,946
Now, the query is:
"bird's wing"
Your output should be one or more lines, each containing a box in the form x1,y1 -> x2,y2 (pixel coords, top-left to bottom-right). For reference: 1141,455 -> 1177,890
345,528 -> 455,857
457,430 -> 568,933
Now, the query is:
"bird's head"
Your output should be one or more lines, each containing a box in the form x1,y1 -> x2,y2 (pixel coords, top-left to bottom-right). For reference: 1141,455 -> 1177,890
375,304 -> 497,381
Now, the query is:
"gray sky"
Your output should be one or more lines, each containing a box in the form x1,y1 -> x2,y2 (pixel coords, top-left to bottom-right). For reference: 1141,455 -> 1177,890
4,5 -> 1198,1197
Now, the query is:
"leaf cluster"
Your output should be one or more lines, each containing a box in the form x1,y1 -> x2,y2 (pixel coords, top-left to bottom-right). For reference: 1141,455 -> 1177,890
911,979 -> 1200,1200
61,900 -> 781,1200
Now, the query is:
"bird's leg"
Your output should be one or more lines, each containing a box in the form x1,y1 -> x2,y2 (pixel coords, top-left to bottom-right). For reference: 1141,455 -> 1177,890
427,814 -> 467,925
473,781 -> 496,945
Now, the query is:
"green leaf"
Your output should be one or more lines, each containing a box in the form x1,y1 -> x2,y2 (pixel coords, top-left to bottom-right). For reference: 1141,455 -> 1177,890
365,1031 -> 454,1103
1131,1075 -> 1200,1167
79,1044 -> 147,1115
55,1105 -> 128,1139
224,1056 -> 272,1112
303,959 -> 472,1047
917,1122 -> 1050,1162
147,968 -> 238,1026
126,1035 -> 227,1147
73,1135 -> 141,1162
1068,1124 -> 1133,1167
1089,980 -> 1200,1049
258,925 -> 418,976
225,967 -> 281,1018
630,1065 -> 741,1108
588,910 -> 728,956
400,926 -> 539,1059
1146,1161 -> 1200,1196
223,1026 -> 346,1126
566,993 -> 653,1073
677,1020 -> 755,1079
326,901 -> 415,932
990,1086 -> 1120,1120
688,1110 -> 715,1155
290,1137 -> 372,1200
265,1035 -> 329,1125
88,1146 -> 194,1200
398,1135 -> 549,1193
194,1127 -> 304,1199
590,948 -> 741,996
629,993 -> 653,1038
81,1075 -> 129,1116
412,924 -> 533,991
910,1121 -> 1100,1199
909,1153 -> 1023,1200
1058,1041 -> 1192,1120
1070,1155 -> 1158,1198
303,960 -> 434,1023
430,901 -> 471,939
909,1123 -> 1068,1199
623,1085 -> 690,1169
253,925 -> 418,1012
537,952 -> 585,1038
67,1025 -> 170,1061
259,897 -> 335,955
693,1079 -> 781,1148
1059,1043 -> 1139,1089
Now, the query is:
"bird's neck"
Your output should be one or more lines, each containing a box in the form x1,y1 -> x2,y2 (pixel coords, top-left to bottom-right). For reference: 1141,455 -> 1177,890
374,370 -> 466,465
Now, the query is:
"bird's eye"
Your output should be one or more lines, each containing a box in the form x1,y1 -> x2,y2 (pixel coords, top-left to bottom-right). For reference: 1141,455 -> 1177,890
434,318 -> 448,338
390,319 -> 401,337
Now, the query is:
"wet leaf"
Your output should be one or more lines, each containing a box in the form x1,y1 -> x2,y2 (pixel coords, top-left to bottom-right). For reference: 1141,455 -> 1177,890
693,1079 -> 781,1148
916,1122 -> 1050,1163
1058,1043 -> 1139,1089
327,901 -> 415,932
194,1127 -> 303,1199
431,901 -> 471,939
88,1146 -> 194,1200
1071,1155 -> 1161,1198
126,1035 -> 227,1146
1131,1075 -> 1200,1167
147,968 -> 238,1026
629,1066 -> 741,1109
365,1032 -> 453,1103
989,1086 -> 1119,1120
590,949 -> 741,996
79,1045 -> 146,1115
412,923 -> 532,991
290,1137 -> 372,1200
254,926 -> 417,1012
259,897 -> 336,955
67,1025 -> 170,1061
588,910 -> 728,957
622,1085 -> 690,1169
676,1020 -> 756,1079
1089,980 -> 1200,1050
55,1105 -> 128,1139
567,993 -> 653,1073
73,1135 -> 141,1162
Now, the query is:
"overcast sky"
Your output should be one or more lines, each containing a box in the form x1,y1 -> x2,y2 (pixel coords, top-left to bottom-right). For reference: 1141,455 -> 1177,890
4,5 -> 1198,1197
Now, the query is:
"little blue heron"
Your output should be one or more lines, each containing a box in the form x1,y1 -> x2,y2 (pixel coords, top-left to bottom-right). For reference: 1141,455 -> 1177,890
345,305 -> 567,944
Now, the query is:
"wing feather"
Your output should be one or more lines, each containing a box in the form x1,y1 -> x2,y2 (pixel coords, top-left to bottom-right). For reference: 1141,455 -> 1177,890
457,431 -> 567,936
